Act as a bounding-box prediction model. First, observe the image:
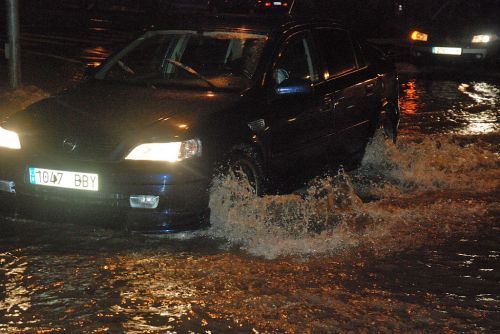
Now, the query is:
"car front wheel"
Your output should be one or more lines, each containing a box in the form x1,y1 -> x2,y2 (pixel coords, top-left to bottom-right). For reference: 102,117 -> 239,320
215,149 -> 266,196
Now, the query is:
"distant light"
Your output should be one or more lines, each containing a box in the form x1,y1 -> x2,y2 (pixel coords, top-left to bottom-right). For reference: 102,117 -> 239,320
472,35 -> 491,43
410,30 -> 428,42
265,2 -> 272,7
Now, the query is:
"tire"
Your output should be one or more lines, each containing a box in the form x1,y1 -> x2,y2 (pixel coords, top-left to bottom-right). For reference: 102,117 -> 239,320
216,149 -> 266,196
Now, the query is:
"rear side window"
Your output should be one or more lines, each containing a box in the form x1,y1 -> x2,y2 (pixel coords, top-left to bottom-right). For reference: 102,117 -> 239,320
313,29 -> 356,78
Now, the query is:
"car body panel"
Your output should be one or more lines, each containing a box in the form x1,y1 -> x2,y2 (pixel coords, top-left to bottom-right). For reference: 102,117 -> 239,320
0,14 -> 399,231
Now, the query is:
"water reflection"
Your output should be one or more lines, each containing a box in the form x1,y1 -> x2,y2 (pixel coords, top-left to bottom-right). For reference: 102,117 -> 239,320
110,256 -> 197,332
81,46 -> 109,67
459,82 -> 500,105
399,78 -> 500,135
399,79 -> 419,115
0,254 -> 32,327
1,224 -> 498,332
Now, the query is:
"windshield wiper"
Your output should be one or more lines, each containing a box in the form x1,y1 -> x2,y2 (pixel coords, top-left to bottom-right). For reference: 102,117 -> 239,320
163,58 -> 216,90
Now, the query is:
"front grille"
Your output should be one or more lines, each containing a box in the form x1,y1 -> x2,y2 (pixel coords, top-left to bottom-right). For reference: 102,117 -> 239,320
75,142 -> 118,160
429,34 -> 469,46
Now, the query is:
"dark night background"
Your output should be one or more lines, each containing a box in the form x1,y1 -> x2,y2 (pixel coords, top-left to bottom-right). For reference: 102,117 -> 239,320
0,0 -> 426,37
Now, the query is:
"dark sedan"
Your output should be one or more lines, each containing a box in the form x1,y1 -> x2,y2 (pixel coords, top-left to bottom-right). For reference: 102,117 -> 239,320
0,13 -> 399,231
409,0 -> 500,63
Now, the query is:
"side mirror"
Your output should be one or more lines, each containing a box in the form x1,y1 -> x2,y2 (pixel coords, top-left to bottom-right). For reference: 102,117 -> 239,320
275,78 -> 313,96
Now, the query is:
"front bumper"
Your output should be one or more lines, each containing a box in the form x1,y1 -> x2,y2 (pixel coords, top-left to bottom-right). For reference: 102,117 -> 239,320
410,42 -> 495,61
0,149 -> 211,231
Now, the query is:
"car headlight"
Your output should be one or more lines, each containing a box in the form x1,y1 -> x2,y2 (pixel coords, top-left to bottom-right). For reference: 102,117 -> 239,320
410,30 -> 428,42
0,126 -> 21,150
125,138 -> 202,162
471,34 -> 498,43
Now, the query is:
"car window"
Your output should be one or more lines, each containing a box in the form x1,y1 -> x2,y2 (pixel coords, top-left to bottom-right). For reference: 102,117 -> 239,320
96,30 -> 267,89
104,33 -> 171,82
273,31 -> 320,86
313,28 -> 357,78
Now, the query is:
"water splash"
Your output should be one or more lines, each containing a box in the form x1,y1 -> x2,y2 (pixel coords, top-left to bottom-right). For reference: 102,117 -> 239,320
208,169 -> 364,258
206,131 -> 498,259
360,131 -> 499,193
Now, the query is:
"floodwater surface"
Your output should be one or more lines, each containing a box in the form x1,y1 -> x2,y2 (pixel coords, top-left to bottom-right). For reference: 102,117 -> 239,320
0,75 -> 499,333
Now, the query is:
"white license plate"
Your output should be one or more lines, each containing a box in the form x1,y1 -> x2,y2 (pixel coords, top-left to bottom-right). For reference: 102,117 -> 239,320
432,47 -> 462,55
29,167 -> 99,192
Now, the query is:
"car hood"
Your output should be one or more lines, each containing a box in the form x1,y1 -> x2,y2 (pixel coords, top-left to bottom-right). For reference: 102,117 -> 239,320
9,80 -> 242,141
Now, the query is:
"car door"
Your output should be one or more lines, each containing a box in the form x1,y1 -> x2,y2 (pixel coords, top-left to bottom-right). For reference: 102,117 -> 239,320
263,30 -> 332,182
351,37 -> 384,140
312,28 -> 376,156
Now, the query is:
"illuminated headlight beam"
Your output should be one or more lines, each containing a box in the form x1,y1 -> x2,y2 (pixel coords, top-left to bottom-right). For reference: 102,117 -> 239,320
0,126 -> 21,150
125,139 -> 201,162
471,35 -> 495,43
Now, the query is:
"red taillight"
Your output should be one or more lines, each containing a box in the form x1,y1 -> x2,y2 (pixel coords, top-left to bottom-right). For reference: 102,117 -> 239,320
265,2 -> 272,7
282,2 -> 288,6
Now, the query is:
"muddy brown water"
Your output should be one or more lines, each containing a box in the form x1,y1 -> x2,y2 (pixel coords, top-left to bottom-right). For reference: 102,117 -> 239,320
1,75 -> 499,333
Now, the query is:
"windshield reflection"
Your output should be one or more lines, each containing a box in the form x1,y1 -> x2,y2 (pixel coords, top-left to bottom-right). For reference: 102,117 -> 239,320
95,30 -> 267,90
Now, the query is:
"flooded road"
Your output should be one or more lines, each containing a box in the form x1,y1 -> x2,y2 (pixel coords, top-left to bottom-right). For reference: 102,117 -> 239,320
1,74 -> 498,333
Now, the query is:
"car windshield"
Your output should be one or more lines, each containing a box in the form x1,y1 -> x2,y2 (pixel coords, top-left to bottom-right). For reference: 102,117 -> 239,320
431,0 -> 500,22
407,0 -> 500,23
95,30 -> 268,90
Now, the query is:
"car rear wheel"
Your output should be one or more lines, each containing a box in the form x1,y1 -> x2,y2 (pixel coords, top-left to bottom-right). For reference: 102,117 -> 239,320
375,102 -> 399,143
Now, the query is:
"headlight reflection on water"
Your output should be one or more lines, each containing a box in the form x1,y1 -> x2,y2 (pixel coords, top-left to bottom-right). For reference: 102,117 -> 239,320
0,254 -> 33,329
458,82 -> 499,135
458,82 -> 499,105
400,79 -> 500,135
